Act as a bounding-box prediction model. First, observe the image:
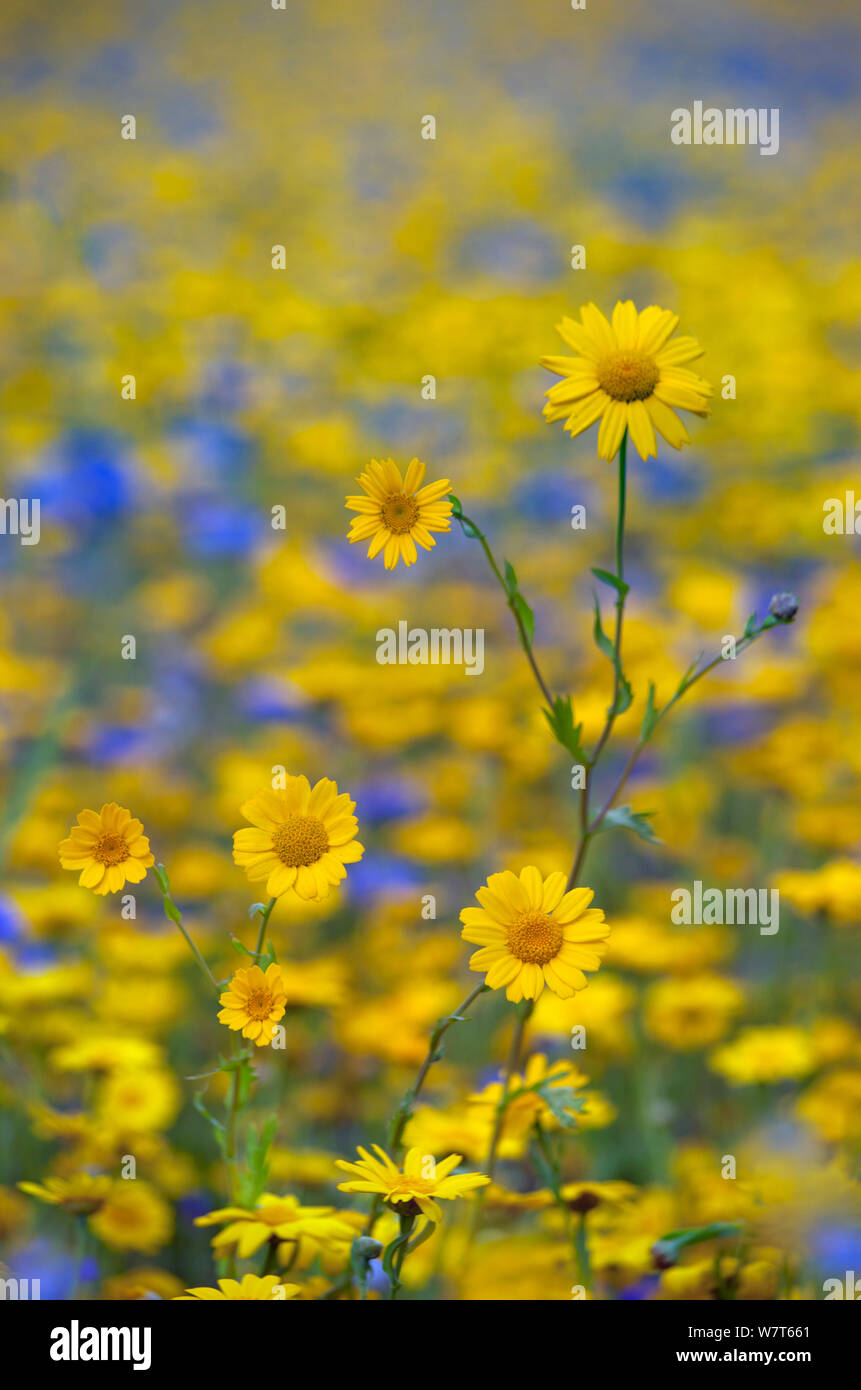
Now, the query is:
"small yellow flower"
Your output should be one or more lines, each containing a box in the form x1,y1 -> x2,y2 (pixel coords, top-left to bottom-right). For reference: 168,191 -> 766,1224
88,1180 -> 173,1253
710,1026 -> 816,1085
345,457 -> 452,569
58,803 -> 154,895
18,1173 -> 111,1216
175,1274 -> 300,1301
218,963 -> 288,1047
195,1193 -> 356,1259
460,866 -> 609,1001
540,301 -> 712,460
232,777 -> 363,900
335,1145 -> 489,1223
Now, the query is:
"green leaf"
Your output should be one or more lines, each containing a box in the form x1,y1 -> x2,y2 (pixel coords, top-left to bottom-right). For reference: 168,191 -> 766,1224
543,695 -> 586,762
193,1091 -> 226,1156
503,559 -> 518,596
640,681 -> 659,740
592,594 -> 616,663
591,566 -> 629,598
534,1082 -> 584,1132
240,1115 -> 278,1207
615,671 -> 633,715
742,611 -> 757,638
652,1222 -> 745,1269
512,591 -> 535,647
448,493 -> 463,517
597,804 -> 661,845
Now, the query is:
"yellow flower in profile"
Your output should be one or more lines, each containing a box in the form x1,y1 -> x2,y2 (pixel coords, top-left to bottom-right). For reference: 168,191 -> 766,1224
176,1275 -> 300,1301
18,1173 -> 111,1216
58,804 -> 154,895
218,963 -> 288,1047
335,1145 -> 489,1223
460,867 -> 609,1001
233,777 -> 363,900
345,457 -> 452,569
710,1026 -> 816,1086
195,1193 -> 356,1258
540,301 -> 712,460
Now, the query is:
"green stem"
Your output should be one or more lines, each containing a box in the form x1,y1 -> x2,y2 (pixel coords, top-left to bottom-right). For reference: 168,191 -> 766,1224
365,981 -> 487,1234
454,508 -> 555,710
153,863 -> 219,995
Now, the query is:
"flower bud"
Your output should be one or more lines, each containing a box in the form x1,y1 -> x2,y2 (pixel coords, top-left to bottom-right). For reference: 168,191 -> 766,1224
768,591 -> 798,623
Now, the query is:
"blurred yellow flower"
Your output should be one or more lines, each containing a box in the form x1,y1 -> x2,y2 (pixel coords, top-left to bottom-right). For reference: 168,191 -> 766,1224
540,301 -> 712,460
336,1145 -> 489,1223
218,963 -> 287,1047
196,1193 -> 355,1259
710,1027 -> 816,1086
176,1275 -> 300,1301
58,803 -> 154,895
233,778 -> 363,900
460,866 -> 609,1001
345,457 -> 452,569
644,974 -> 744,1051
18,1173 -> 111,1216
88,1180 -> 173,1253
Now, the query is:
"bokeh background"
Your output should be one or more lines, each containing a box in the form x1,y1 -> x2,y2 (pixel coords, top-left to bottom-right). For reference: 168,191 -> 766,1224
0,0 -> 860,1300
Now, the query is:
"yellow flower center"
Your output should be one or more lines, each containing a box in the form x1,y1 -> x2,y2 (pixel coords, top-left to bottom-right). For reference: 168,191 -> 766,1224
387,1175 -> 433,1196
507,910 -> 563,965
93,833 -> 130,866
271,815 -> 329,867
382,493 -> 419,534
245,988 -> 276,1021
597,351 -> 660,402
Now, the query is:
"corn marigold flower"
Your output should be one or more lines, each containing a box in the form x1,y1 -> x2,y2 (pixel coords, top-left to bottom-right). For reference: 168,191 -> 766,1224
218,963 -> 288,1047
196,1193 -> 356,1259
175,1274 -> 300,1301
345,457 -> 452,569
709,1026 -> 816,1085
233,778 -> 363,900
460,867 -> 609,1001
88,1181 -> 174,1253
335,1145 -> 489,1223
58,803 -> 154,895
18,1173 -> 111,1216
540,301 -> 712,460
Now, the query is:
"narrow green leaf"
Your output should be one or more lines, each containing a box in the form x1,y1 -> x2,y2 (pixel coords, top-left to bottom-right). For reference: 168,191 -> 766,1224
512,591 -> 535,646
592,594 -> 616,663
591,566 -> 629,598
597,804 -> 661,845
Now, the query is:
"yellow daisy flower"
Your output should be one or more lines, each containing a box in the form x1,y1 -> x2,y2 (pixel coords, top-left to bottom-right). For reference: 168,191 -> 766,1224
18,1173 -> 111,1216
58,803 -> 155,896
195,1193 -> 356,1258
232,777 -> 363,900
345,457 -> 452,569
175,1274 -> 300,1301
88,1181 -> 173,1253
218,963 -> 288,1047
335,1145 -> 489,1223
540,301 -> 712,460
460,866 -> 609,1002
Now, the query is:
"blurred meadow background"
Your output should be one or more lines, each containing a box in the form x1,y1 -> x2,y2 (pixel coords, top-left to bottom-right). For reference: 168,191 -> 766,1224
0,0 -> 860,1300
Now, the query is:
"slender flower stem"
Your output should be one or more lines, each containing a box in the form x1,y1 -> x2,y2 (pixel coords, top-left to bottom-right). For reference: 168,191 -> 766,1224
364,981 -> 488,1235
153,862 -> 220,995
589,429 -> 629,769
453,508 -> 555,710
565,615 -> 780,890
484,999 -> 533,1182
253,897 -> 278,957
